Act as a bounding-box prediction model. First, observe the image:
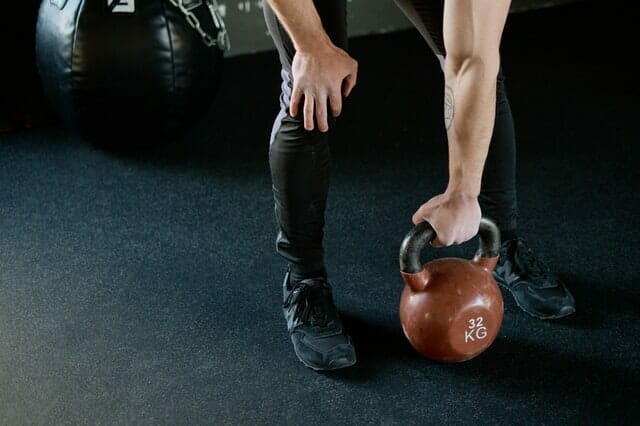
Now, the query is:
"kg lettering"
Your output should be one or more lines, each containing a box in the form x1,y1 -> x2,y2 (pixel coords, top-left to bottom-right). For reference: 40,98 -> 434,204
465,316 -> 488,343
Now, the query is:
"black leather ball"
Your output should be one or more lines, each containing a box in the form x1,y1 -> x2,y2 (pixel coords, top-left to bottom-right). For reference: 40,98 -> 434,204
36,0 -> 224,148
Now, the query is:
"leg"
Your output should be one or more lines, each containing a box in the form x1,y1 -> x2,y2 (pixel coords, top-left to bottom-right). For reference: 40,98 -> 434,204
263,0 -> 348,281
264,0 -> 356,371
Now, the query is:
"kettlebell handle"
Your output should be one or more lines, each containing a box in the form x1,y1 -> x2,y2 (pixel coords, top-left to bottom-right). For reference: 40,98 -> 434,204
399,217 -> 501,274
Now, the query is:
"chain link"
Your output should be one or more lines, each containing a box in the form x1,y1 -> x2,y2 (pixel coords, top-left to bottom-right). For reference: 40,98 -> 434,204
167,0 -> 231,51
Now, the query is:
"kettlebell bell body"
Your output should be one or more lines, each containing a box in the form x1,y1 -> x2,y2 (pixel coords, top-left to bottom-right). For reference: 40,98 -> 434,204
399,218 -> 504,363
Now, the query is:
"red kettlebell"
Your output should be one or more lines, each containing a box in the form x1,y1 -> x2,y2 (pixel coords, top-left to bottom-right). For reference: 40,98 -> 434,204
399,218 -> 503,363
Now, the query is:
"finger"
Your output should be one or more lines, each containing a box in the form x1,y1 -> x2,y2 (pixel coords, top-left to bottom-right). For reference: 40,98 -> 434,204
458,227 -> 478,245
303,94 -> 315,131
342,68 -> 357,97
412,194 -> 444,224
328,90 -> 342,118
427,221 -> 454,247
290,85 -> 303,118
315,95 -> 329,132
431,234 -> 455,247
430,237 -> 444,248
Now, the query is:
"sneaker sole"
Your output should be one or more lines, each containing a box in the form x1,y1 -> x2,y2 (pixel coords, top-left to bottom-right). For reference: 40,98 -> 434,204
290,335 -> 357,371
495,280 -> 576,320
294,347 -> 357,371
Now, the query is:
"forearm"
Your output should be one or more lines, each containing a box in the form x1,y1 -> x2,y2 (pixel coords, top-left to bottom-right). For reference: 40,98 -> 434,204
444,56 -> 499,197
265,0 -> 332,51
440,0 -> 510,198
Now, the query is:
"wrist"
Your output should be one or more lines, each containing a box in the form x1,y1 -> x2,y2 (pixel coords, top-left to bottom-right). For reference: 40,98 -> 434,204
294,34 -> 334,54
446,172 -> 481,198
266,0 -> 335,53
444,188 -> 480,202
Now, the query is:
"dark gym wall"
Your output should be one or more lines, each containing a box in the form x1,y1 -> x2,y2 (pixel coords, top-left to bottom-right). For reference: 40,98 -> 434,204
220,0 -> 585,57
0,0 -> 583,131
0,0 -> 42,128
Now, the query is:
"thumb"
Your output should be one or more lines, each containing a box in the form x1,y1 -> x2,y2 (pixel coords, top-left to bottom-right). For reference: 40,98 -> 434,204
412,210 -> 424,225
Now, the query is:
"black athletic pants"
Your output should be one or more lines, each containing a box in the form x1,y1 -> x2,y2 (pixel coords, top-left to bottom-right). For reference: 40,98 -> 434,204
263,0 -> 518,279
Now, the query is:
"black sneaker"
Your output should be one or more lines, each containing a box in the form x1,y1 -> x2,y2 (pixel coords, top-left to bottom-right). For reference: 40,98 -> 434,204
282,270 -> 356,371
493,238 -> 576,319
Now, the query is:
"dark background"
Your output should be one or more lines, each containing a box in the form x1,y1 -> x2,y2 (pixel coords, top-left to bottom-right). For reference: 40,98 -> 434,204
1,0 -> 638,424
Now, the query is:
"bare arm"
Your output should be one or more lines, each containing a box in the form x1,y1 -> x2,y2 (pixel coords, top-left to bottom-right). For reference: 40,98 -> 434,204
443,0 -> 510,197
412,0 -> 511,246
266,0 -> 358,132
266,0 -> 330,51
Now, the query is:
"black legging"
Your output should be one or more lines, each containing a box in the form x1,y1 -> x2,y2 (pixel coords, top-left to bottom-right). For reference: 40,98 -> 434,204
263,0 -> 517,279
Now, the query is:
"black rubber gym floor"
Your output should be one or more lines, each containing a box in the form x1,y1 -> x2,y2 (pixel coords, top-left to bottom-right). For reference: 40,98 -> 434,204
1,0 -> 637,424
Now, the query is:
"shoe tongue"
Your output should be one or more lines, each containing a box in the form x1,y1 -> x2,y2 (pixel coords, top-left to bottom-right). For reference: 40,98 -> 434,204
514,240 -> 533,268
513,240 -> 553,283
300,281 -> 334,327
499,238 -> 518,263
500,237 -> 517,251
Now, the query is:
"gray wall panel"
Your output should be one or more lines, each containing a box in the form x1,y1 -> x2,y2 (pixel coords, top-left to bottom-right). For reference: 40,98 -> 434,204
212,0 -> 583,57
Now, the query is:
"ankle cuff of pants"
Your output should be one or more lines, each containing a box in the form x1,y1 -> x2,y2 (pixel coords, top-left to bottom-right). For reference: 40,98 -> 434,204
289,264 -> 327,281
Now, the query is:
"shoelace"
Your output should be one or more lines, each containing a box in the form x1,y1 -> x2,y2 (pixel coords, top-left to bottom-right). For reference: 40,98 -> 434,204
513,239 -> 553,282
284,280 -> 337,328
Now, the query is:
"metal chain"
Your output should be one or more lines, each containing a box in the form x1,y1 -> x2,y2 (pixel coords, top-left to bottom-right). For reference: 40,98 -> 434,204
167,0 -> 231,51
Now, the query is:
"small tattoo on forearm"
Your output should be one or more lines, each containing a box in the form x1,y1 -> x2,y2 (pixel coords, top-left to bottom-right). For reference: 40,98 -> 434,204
444,85 -> 454,131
